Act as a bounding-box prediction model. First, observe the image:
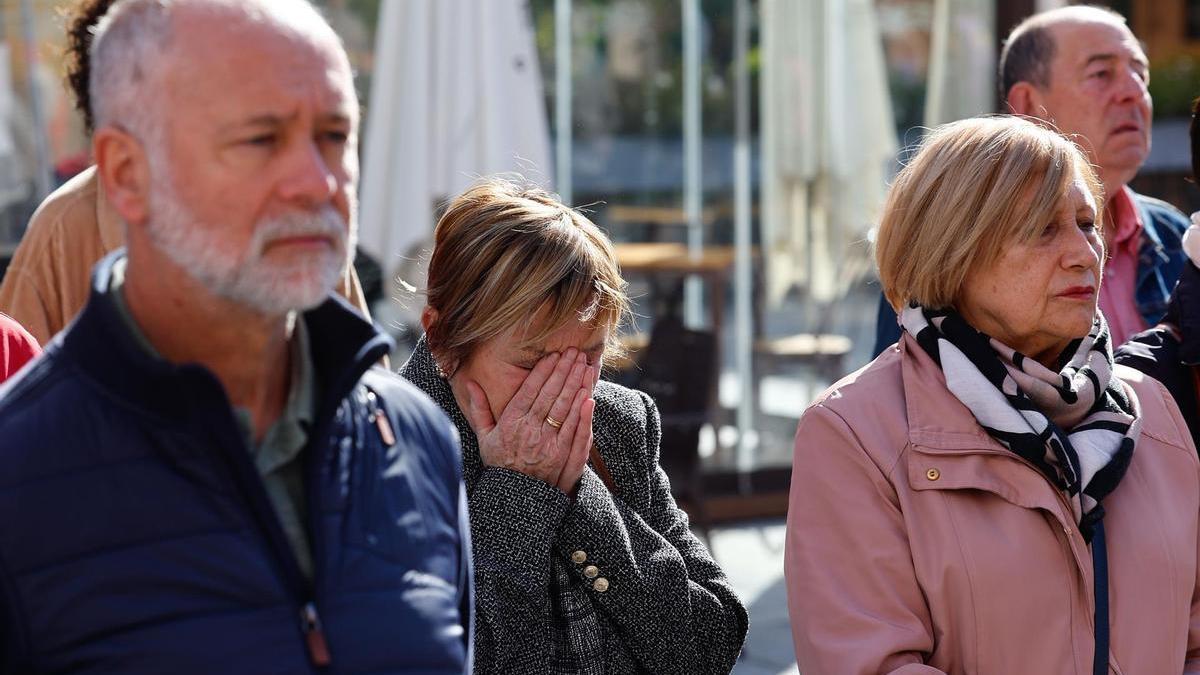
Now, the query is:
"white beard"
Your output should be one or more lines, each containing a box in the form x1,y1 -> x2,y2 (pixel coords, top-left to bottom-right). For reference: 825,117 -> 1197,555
143,166 -> 357,316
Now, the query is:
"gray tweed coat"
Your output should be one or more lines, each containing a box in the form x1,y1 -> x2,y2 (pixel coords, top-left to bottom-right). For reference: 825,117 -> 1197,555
401,339 -> 748,674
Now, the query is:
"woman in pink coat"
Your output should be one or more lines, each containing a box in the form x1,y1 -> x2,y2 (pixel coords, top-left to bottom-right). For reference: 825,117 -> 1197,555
785,116 -> 1200,674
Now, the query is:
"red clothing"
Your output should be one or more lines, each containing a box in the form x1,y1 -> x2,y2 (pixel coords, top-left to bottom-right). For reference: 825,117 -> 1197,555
1099,187 -> 1147,344
0,312 -> 39,381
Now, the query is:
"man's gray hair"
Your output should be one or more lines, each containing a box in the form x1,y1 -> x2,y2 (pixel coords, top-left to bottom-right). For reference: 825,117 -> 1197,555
89,0 -> 338,142
998,4 -> 1130,101
89,0 -> 175,140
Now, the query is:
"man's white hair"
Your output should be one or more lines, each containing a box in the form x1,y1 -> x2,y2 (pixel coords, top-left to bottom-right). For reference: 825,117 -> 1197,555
89,0 -> 342,142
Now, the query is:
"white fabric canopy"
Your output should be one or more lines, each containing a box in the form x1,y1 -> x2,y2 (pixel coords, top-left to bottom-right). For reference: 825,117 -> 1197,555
760,0 -> 897,305
925,0 -> 995,128
358,0 -> 553,286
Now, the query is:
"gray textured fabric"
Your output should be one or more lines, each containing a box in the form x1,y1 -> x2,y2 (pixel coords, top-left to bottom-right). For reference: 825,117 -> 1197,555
401,338 -> 748,674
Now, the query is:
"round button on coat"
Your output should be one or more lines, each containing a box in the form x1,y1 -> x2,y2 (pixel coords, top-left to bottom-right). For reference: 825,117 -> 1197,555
571,550 -> 587,564
583,565 -> 599,579
593,578 -> 610,592
926,468 -> 941,481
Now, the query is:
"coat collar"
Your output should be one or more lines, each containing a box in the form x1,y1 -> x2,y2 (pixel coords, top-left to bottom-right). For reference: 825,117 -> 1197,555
60,250 -> 391,428
898,333 -> 1010,455
896,333 -> 1081,523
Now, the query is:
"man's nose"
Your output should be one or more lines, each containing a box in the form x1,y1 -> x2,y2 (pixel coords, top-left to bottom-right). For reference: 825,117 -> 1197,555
278,140 -> 338,208
1112,65 -> 1148,104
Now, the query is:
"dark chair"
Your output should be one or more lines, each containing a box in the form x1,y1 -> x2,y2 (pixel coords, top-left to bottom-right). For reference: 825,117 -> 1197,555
612,286 -> 718,542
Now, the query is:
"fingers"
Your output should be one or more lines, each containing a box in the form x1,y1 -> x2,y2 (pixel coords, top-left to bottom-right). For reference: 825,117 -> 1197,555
556,379 -> 596,494
543,353 -> 588,430
460,379 -> 497,435
505,351 -> 562,416
528,348 -> 582,423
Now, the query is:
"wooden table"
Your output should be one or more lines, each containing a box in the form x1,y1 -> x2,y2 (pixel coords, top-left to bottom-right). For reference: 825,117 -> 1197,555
614,243 -> 756,428
614,242 -> 745,332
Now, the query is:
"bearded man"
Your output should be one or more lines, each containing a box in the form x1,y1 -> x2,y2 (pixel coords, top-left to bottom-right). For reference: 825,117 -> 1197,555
0,1 -> 471,672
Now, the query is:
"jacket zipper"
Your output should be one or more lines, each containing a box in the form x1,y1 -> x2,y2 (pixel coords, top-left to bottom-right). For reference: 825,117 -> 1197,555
208,343 -> 383,670
292,352 -> 390,668
301,602 -> 332,666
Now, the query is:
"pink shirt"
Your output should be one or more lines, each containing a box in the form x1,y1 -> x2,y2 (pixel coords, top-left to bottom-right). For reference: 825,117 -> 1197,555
1098,187 -> 1146,345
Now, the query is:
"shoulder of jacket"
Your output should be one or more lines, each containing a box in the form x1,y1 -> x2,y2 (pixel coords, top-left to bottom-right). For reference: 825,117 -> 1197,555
593,378 -> 651,416
24,169 -> 101,242
362,368 -> 453,432
800,352 -> 912,476
1115,364 -> 1195,455
1132,192 -> 1188,230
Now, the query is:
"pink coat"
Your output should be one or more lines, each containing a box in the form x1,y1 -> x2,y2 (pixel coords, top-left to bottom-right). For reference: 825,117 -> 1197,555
785,335 -> 1200,674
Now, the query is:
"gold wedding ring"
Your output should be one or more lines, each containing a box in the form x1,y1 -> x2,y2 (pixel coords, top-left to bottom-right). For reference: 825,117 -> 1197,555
545,415 -> 563,429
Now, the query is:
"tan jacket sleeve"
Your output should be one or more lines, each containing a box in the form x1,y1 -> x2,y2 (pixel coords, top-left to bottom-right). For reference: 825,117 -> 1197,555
336,264 -> 372,320
785,404 -> 946,675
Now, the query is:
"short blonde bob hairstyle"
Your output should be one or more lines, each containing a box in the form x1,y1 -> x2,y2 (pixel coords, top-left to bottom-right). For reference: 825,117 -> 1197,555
876,116 -> 1104,312
424,177 -> 631,373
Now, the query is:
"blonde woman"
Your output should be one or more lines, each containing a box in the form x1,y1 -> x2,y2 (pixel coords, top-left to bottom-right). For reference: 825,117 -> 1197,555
785,117 -> 1200,673
400,178 -> 748,674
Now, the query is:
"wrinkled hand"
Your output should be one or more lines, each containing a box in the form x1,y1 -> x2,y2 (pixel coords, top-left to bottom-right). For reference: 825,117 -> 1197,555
461,348 -> 596,494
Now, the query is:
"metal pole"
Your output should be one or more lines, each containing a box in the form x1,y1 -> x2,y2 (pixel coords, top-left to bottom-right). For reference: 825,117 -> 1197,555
20,0 -> 51,200
924,0 -> 949,128
733,0 -> 755,480
682,0 -> 703,328
554,0 -> 572,204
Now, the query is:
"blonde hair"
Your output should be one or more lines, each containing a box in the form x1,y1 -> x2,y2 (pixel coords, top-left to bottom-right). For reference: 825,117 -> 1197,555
424,177 -> 631,372
876,116 -> 1104,312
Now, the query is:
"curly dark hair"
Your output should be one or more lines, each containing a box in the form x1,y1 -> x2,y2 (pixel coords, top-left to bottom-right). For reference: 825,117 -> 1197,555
62,0 -> 118,133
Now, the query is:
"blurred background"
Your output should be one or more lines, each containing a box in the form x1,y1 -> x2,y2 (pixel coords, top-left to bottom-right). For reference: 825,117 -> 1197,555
0,1 -> 1195,670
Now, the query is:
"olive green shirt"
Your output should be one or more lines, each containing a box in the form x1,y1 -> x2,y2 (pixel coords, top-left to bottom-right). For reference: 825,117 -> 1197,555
109,258 -> 316,578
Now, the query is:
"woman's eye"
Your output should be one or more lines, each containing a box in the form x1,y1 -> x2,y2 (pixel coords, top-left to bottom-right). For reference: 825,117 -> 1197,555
1079,220 -> 1097,232
1040,223 -> 1059,239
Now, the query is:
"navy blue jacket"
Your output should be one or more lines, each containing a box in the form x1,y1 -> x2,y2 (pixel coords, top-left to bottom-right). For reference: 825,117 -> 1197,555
0,253 -> 472,673
1116,260 -> 1200,453
872,190 -> 1190,356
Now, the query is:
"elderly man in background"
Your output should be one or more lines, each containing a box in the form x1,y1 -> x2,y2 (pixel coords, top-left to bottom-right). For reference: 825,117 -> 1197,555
0,0 -> 471,672
874,5 -> 1188,353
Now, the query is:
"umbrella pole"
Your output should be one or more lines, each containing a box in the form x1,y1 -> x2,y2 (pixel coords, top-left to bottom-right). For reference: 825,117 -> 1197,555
733,0 -> 755,487
554,0 -> 573,204
683,0 -> 704,329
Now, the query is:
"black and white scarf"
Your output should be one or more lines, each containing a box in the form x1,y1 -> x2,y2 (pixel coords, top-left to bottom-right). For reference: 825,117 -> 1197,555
901,305 -> 1140,536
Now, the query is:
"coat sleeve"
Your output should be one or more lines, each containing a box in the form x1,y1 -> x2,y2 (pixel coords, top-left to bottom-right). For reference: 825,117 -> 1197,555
466,466 -> 572,673
785,404 -> 946,675
552,391 -> 748,675
1188,507 -> 1200,674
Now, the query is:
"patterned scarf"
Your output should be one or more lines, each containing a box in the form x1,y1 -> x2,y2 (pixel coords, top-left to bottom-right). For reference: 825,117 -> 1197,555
900,305 -> 1140,538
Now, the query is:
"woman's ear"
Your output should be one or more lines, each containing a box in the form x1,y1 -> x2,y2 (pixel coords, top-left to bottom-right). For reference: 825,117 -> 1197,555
421,306 -> 438,333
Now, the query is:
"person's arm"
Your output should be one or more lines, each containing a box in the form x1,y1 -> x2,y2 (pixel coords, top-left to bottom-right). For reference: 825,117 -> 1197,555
0,263 -> 56,348
1187,503 -> 1200,674
453,481 -> 474,673
552,391 -> 748,675
786,404 -> 945,675
467,467 -> 571,674
0,314 -> 40,382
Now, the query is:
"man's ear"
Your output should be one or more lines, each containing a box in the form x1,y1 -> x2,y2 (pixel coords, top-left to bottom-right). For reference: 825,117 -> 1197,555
93,125 -> 152,228
1005,82 -> 1040,117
